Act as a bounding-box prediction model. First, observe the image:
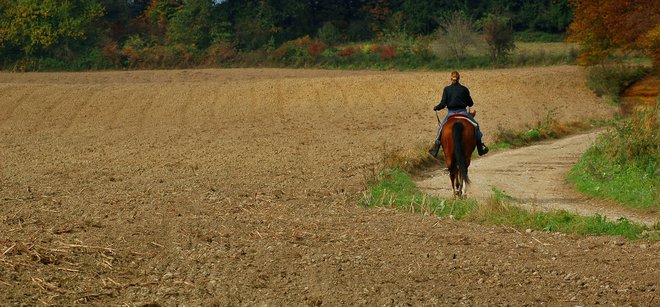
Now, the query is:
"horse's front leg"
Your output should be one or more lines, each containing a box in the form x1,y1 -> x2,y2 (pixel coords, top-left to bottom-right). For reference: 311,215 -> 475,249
455,174 -> 463,198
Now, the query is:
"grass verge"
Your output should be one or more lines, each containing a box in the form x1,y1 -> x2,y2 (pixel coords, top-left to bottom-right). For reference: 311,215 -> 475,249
362,168 -> 658,240
568,105 -> 659,211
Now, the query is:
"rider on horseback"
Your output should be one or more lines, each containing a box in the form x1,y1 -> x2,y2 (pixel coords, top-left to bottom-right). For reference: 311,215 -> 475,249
429,71 -> 489,157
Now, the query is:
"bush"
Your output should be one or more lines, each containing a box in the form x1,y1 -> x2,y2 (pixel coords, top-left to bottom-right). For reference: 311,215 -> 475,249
569,106 -> 659,209
586,64 -> 652,98
605,105 -> 659,168
436,11 -> 482,61
142,45 -> 177,68
120,35 -> 147,68
482,14 -> 515,61
339,46 -> 359,58
268,36 -> 323,66
205,41 -> 237,65
73,48 -> 110,70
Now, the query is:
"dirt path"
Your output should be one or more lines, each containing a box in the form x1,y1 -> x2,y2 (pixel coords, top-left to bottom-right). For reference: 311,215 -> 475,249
416,131 -> 658,226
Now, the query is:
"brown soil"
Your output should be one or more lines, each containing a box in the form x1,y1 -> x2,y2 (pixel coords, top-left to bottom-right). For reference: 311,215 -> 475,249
0,66 -> 657,305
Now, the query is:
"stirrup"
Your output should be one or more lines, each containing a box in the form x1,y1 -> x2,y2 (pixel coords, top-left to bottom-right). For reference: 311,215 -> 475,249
477,143 -> 489,156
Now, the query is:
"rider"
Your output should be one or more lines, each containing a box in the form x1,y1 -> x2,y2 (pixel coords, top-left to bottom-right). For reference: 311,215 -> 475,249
429,71 -> 489,157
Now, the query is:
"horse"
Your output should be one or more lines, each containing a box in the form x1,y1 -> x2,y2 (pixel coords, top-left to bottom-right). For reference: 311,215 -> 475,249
439,112 -> 477,198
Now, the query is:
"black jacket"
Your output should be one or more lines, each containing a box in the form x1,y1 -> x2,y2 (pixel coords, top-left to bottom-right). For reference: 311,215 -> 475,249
433,82 -> 474,111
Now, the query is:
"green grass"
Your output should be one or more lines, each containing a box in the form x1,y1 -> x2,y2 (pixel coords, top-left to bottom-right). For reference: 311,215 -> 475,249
569,139 -> 659,210
568,105 -> 659,211
362,168 -> 657,240
361,168 -> 478,219
476,189 -> 651,239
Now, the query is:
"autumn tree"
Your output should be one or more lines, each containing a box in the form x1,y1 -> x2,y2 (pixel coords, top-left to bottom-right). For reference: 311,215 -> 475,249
568,0 -> 660,67
363,0 -> 393,38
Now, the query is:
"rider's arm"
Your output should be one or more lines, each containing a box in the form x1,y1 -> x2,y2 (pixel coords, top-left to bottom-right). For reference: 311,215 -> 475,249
434,88 -> 448,111
465,87 -> 474,107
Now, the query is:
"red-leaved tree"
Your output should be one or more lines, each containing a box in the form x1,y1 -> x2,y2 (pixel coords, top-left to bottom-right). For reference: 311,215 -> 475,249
568,0 -> 660,68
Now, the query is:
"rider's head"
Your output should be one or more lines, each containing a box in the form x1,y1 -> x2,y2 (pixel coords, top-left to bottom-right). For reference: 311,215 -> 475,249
450,71 -> 460,84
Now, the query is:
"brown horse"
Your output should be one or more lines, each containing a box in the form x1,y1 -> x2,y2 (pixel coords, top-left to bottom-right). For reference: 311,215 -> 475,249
439,113 -> 477,198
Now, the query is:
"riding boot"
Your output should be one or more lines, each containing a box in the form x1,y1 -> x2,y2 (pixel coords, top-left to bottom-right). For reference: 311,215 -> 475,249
477,141 -> 489,156
428,142 -> 440,158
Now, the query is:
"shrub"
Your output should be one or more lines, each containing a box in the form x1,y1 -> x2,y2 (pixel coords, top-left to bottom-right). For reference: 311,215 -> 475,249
103,42 -> 122,66
120,35 -> 146,68
268,36 -> 320,66
586,64 -> 652,98
436,11 -> 482,61
206,41 -> 237,65
73,48 -> 110,70
307,40 -> 326,58
142,45 -> 176,68
605,105 -> 659,168
339,46 -> 359,58
379,45 -> 396,60
482,14 -> 515,61
569,105 -> 659,209
173,44 -> 199,67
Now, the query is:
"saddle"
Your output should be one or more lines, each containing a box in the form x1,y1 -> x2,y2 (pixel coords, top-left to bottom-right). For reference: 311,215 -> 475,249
446,114 -> 478,127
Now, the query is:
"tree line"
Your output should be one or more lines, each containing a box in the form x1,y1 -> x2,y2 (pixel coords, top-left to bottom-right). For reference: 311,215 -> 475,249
0,0 -> 575,70
1,0 -> 657,72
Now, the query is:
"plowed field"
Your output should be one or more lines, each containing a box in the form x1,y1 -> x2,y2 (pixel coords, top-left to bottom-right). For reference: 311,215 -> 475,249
1,66 -> 657,305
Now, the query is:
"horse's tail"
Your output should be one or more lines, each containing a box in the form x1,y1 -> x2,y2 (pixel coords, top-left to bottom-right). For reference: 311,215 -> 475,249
452,123 -> 470,184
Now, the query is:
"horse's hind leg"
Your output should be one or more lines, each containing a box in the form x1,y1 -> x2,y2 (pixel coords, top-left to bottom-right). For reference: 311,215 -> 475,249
460,178 -> 467,199
454,172 -> 463,198
449,170 -> 457,197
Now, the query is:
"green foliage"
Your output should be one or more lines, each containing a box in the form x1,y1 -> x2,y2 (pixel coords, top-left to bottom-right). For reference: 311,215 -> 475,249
569,106 -> 660,209
363,169 -> 653,240
586,64 -> 652,99
232,0 -> 277,50
512,0 -> 572,34
166,0 -> 215,48
0,0 -> 104,60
